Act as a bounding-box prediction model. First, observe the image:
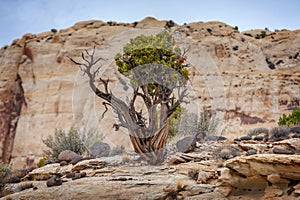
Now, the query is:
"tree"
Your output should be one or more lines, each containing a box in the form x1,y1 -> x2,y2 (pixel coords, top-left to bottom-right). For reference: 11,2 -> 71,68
70,31 -> 189,164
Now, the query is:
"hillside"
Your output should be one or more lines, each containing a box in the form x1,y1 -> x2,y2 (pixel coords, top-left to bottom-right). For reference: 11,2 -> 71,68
0,17 -> 299,168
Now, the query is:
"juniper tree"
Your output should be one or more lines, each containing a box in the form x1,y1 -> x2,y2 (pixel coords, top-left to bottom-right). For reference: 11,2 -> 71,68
70,31 -> 189,164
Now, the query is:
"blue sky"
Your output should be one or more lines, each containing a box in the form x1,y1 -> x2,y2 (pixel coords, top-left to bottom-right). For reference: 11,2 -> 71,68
0,0 -> 299,47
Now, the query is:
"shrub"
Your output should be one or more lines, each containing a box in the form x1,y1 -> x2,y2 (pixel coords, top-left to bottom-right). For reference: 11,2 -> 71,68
42,127 -> 86,159
255,31 -> 267,39
80,128 -> 104,150
168,105 -> 183,138
270,126 -> 291,140
278,108 -> 300,127
37,157 -> 48,168
247,127 -> 269,137
51,28 -> 57,33
197,109 -> 218,136
0,162 -> 11,193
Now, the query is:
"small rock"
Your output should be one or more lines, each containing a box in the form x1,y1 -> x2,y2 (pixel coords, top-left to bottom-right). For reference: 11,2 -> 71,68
66,172 -> 75,179
46,175 -> 62,187
292,133 -> 300,138
70,155 -> 83,165
90,142 -> 111,157
246,149 -> 257,156
204,135 -> 227,141
60,161 -> 68,166
58,150 -> 79,162
264,186 -> 283,198
253,136 -> 265,141
272,148 -> 294,154
72,173 -> 82,180
290,126 -> 300,134
176,136 -> 196,153
80,171 -> 86,178
240,136 -> 252,141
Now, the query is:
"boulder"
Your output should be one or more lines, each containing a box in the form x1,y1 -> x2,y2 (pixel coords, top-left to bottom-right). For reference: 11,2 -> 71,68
176,136 -> 196,153
58,150 -> 79,162
90,142 -> 111,157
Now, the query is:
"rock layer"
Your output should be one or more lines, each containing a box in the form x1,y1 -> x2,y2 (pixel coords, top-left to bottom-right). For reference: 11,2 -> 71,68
0,17 -> 299,167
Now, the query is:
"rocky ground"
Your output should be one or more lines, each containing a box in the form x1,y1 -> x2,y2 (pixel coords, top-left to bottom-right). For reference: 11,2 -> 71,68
2,134 -> 300,200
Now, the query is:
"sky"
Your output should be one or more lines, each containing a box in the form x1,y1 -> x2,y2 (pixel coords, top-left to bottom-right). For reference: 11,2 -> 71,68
0,0 -> 300,47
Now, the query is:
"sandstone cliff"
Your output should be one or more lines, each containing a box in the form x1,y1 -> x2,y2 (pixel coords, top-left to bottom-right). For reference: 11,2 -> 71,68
0,17 -> 299,168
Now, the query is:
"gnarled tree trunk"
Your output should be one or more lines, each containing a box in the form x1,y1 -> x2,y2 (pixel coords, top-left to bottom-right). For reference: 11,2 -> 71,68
70,47 -> 186,164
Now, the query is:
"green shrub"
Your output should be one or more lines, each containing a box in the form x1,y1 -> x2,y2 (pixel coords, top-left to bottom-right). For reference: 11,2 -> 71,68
0,162 -> 11,192
51,28 -> 57,33
255,31 -> 267,39
42,127 -> 86,159
37,157 -> 48,168
278,108 -> 300,127
168,105 -> 183,138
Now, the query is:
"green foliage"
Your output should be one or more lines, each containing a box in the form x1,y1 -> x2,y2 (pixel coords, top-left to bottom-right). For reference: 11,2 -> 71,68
255,31 -> 267,39
115,31 -> 188,82
0,162 -> 11,191
37,157 -> 48,168
168,105 -> 183,138
51,28 -> 57,33
42,127 -> 86,159
278,108 -> 300,127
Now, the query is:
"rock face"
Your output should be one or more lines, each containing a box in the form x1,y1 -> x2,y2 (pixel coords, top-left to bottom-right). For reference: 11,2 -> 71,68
0,17 -> 299,168
222,154 -> 300,198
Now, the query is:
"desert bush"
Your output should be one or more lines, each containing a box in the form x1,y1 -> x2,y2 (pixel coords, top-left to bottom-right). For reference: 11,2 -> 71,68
0,162 -> 11,193
42,127 -> 86,159
255,31 -> 267,39
269,126 -> 291,140
80,128 -> 104,150
247,127 -> 269,137
37,157 -> 48,168
51,28 -> 57,33
168,105 -> 184,138
278,108 -> 300,127
197,109 -> 218,136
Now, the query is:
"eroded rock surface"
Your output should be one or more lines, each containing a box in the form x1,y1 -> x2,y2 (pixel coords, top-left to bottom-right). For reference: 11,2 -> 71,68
0,17 -> 299,169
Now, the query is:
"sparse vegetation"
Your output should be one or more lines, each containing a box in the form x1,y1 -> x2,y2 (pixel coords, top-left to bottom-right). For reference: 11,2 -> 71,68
80,128 -> 104,150
247,127 -> 269,137
243,33 -> 253,37
37,157 -> 48,168
255,31 -> 267,39
72,31 -> 189,164
269,126 -> 291,140
0,162 -> 11,194
168,105 -> 183,138
42,127 -> 86,159
51,28 -> 57,33
278,108 -> 300,127
197,109 -> 218,136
